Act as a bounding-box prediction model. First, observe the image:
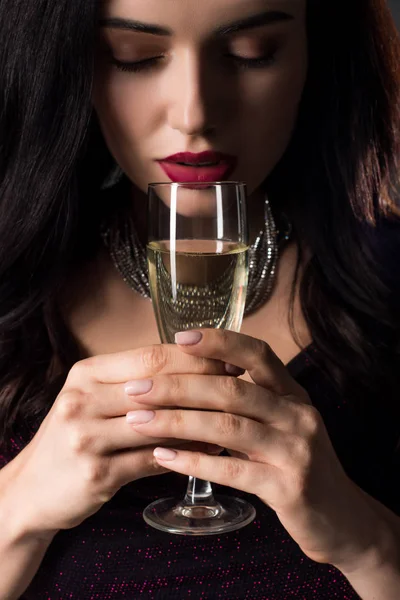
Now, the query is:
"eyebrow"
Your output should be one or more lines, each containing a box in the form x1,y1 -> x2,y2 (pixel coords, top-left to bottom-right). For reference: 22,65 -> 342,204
99,10 -> 294,37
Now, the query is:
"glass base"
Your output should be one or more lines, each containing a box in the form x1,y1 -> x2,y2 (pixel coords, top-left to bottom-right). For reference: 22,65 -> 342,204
143,495 -> 256,536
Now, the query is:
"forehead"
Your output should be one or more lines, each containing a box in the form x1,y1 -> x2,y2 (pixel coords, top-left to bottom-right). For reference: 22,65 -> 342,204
100,0 -> 305,36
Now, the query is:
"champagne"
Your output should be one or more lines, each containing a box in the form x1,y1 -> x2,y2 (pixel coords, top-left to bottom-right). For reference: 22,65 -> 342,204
147,239 -> 249,343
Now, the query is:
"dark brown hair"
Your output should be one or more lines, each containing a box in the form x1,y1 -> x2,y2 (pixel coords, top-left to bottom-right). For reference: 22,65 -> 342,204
269,0 -> 400,411
0,0 -> 399,448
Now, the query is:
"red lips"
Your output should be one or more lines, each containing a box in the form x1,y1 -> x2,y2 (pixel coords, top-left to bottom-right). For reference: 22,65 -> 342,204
157,151 -> 237,183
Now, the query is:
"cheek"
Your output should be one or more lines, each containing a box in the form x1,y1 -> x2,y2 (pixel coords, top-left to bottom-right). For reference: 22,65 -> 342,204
93,74 -> 153,166
240,52 -> 307,183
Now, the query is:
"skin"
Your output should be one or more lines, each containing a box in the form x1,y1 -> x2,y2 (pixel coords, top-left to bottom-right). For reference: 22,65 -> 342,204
2,2 -> 399,599
93,0 -> 307,221
69,0 -> 311,365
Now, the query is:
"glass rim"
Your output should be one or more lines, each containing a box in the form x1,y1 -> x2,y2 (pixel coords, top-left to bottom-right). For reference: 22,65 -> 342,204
148,181 -> 246,189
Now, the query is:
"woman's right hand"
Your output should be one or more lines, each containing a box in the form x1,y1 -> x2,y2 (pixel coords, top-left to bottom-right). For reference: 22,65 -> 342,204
1,345 -> 227,538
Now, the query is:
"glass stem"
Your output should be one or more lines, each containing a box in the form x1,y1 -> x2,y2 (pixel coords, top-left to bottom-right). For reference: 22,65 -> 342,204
183,477 -> 219,507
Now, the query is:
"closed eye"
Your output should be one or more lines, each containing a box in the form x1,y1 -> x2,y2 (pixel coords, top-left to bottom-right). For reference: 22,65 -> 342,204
226,51 -> 277,69
111,50 -> 277,74
111,55 -> 164,73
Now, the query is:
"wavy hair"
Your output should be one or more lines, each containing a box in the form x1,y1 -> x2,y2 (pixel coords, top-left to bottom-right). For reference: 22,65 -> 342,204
0,0 -> 399,448
269,0 -> 400,414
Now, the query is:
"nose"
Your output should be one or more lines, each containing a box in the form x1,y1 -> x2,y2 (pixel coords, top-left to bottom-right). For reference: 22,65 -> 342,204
167,49 -> 217,136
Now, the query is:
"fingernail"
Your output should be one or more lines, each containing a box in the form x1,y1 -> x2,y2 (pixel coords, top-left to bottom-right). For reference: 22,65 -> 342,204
154,447 -> 177,461
126,410 -> 155,425
225,363 -> 245,376
175,331 -> 203,345
125,379 -> 153,396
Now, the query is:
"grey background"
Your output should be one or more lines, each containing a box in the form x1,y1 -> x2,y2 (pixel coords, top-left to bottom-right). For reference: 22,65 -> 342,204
389,0 -> 400,28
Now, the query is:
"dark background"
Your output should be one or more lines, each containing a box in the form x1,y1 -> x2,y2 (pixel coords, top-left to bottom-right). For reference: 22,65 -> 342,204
389,0 -> 400,28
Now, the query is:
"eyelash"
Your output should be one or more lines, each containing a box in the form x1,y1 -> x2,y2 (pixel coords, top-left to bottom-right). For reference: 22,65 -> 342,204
111,51 -> 276,74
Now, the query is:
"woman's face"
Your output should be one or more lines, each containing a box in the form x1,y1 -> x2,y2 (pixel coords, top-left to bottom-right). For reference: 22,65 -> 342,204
94,0 -> 307,200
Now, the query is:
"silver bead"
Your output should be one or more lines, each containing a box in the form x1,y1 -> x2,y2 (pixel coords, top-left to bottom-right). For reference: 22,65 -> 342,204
101,194 -> 291,319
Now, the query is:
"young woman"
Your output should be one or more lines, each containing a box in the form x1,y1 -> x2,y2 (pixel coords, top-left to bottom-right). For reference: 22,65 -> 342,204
0,0 -> 399,598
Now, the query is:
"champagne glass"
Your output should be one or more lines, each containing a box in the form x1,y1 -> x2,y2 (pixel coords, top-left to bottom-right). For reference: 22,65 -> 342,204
143,181 -> 256,535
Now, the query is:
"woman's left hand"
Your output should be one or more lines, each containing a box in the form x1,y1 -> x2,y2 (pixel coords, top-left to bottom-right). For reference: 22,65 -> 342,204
127,329 -> 383,571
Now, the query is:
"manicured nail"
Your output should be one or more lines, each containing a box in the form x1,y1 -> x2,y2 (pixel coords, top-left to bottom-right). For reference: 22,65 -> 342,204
126,410 -> 155,425
175,331 -> 203,345
154,447 -> 177,461
125,379 -> 153,396
225,363 -> 245,376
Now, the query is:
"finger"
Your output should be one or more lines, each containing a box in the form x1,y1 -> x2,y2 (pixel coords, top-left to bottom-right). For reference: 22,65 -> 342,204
127,374 -> 294,428
129,408 -> 290,463
57,364 -> 243,421
111,447 -> 171,485
55,384 -> 165,420
111,442 -> 224,487
152,447 -> 281,503
60,345 -> 228,419
68,412 -> 225,455
175,329 -> 306,398
66,343 -> 226,387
